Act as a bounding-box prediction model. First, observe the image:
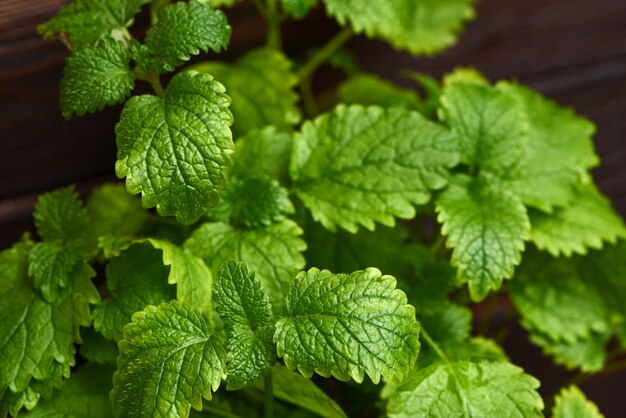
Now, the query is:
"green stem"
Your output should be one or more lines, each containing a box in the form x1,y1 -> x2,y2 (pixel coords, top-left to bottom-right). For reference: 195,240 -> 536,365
297,27 -> 353,82
264,372 -> 274,418
429,234 -> 445,257
300,76 -> 319,118
141,72 -> 165,99
265,0 -> 282,50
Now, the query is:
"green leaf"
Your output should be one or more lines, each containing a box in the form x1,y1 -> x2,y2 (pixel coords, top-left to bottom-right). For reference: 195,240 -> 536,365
496,82 -> 598,211
338,74 -> 422,110
232,126 -> 293,183
112,301 -> 226,417
529,183 -> 626,257
190,48 -> 300,137
92,243 -> 175,340
208,176 -> 294,227
552,386 -> 604,418
255,365 -> 348,418
115,71 -> 234,225
184,220 -> 306,310
387,361 -> 543,417
281,0 -> 319,19
436,175 -> 530,301
38,0 -> 150,49
85,183 -> 148,249
60,38 -> 134,118
214,261 -> 276,390
274,267 -> 420,383
145,1 -> 231,74
33,187 -> 88,244
442,66 -> 489,88
28,241 -> 81,302
0,241 -> 99,394
21,365 -> 114,418
291,105 -> 459,232
531,331 -> 608,373
439,82 -> 527,173
322,0 -> 475,55
79,329 -> 119,364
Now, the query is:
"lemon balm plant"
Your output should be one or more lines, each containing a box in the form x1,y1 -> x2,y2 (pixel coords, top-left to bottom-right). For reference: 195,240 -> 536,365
0,0 -> 624,416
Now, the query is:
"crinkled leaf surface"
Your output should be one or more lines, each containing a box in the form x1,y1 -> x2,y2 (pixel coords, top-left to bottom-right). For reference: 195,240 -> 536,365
232,126 -> 293,182
28,241 -> 81,302
145,0 -> 231,73
322,0 -> 475,55
439,82 -> 527,173
436,175 -> 530,301
184,220 -> 306,310
115,71 -> 234,225
21,365 -> 114,418
33,187 -> 88,244
291,105 -> 459,232
60,38 -> 134,118
112,301 -> 226,417
387,361 -> 543,417
0,241 -> 99,394
191,48 -> 300,136
92,243 -> 175,340
214,261 -> 276,390
274,267 -> 420,384
38,0 -> 150,49
529,184 -> 626,257
496,82 -> 598,211
552,386 -> 604,418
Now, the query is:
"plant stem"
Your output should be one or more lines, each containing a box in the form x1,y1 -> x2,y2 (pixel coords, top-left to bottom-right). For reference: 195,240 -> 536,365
300,76 -> 319,118
142,72 -> 165,99
297,27 -> 353,81
265,0 -> 282,50
264,372 -> 274,418
429,234 -> 445,257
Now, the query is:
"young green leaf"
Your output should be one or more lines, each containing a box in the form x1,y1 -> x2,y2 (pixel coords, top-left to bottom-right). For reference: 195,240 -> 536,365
322,0 -> 475,55
436,175 -> 530,301
338,74 -> 422,110
274,267 -> 420,383
0,241 -> 99,396
115,71 -> 234,225
439,82 -> 527,173
281,0 -> 319,19
38,0 -> 150,49
214,261 -> 276,390
291,105 -> 460,232
33,187 -> 88,244
184,220 -> 306,310
442,66 -> 489,88
530,330 -> 608,373
145,0 -> 231,74
552,386 -> 604,418
112,301 -> 226,417
60,38 -> 134,118
387,361 -> 543,417
92,243 -> 175,340
21,365 -> 114,418
27,241 -> 80,302
496,82 -> 598,211
190,48 -> 300,136
232,126 -> 293,183
529,184 -> 626,257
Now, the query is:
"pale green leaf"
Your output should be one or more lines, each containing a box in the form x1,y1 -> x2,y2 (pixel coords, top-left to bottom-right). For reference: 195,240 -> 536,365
38,0 -> 151,49
322,0 -> 475,55
60,38 -> 134,118
28,241 -> 80,302
214,261 -> 276,390
21,365 -> 114,418
0,241 -> 99,394
529,184 -> 626,257
496,82 -> 598,211
530,331 -> 608,373
439,82 -> 527,173
442,66 -> 489,88
274,267 -> 420,384
436,175 -> 530,301
291,105 -> 460,232
33,187 -> 88,244
184,220 -> 306,310
281,0 -> 318,19
145,0 -> 231,73
255,365 -> 348,418
387,361 -> 543,417
92,243 -> 175,340
113,301 -> 226,417
232,126 -> 293,182
115,71 -> 234,225
552,386 -> 604,418
190,48 -> 300,136
338,74 -> 422,110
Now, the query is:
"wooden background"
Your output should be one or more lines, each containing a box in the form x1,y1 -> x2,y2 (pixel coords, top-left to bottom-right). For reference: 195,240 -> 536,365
1,0 -> 625,415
